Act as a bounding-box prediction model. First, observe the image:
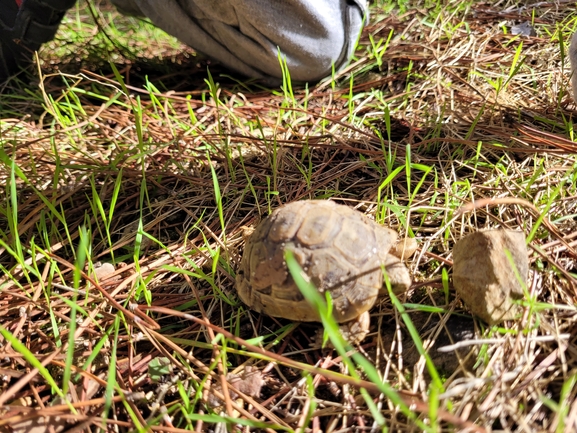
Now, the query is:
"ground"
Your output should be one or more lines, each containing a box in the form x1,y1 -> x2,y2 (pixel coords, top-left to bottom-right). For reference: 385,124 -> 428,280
0,0 -> 576,431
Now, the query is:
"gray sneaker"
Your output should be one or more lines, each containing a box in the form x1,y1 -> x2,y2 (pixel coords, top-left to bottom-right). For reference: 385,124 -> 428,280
0,0 -> 76,83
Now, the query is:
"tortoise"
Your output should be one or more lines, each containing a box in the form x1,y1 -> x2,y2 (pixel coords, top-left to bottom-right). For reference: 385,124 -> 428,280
236,200 -> 415,343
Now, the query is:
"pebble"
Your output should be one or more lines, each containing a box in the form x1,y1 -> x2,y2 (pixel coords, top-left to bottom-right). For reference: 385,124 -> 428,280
453,230 -> 528,325
93,262 -> 116,281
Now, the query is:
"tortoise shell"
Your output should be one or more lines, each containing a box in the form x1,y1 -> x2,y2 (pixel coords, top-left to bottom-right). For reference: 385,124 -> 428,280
236,200 -> 410,323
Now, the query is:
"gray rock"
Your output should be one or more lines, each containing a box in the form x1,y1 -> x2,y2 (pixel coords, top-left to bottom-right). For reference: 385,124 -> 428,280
453,230 -> 528,325
511,21 -> 536,37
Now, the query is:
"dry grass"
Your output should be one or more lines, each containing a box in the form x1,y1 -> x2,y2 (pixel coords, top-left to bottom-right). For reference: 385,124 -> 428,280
0,0 -> 576,431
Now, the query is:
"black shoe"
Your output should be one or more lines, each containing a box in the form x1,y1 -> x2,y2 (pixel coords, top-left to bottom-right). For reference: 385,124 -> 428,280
0,0 -> 77,83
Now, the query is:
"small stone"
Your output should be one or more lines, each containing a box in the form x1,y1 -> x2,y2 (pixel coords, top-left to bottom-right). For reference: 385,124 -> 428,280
93,262 -> 116,281
510,21 -> 536,37
228,366 -> 264,398
453,230 -> 528,325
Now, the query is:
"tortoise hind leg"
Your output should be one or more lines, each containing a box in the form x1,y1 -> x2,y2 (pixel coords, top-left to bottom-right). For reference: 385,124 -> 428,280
339,310 -> 371,345
314,311 -> 371,347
